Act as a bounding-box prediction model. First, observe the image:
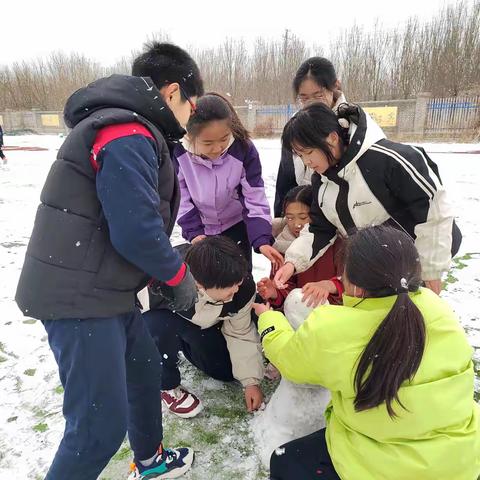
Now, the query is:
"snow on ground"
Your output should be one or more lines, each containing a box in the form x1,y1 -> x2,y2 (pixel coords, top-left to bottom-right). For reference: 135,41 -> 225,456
0,135 -> 479,479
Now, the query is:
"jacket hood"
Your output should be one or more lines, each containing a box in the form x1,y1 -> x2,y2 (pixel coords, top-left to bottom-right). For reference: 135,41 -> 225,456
64,74 -> 185,141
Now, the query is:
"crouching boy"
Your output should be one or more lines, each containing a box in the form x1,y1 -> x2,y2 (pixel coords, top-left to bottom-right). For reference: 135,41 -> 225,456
143,236 -> 265,417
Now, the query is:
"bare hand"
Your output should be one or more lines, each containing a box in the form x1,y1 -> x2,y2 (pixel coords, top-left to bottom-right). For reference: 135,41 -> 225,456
264,362 -> 281,381
257,277 -> 278,301
244,384 -> 264,412
252,302 -> 271,316
425,279 -> 442,295
273,262 -> 295,289
301,280 -> 336,308
192,235 -> 207,245
259,245 -> 284,272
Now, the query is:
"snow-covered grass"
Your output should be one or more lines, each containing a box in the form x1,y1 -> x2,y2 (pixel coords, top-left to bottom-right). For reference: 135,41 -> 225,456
0,135 -> 479,479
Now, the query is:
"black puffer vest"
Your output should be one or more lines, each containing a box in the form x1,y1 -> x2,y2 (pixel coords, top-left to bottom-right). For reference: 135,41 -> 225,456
15,75 -> 185,319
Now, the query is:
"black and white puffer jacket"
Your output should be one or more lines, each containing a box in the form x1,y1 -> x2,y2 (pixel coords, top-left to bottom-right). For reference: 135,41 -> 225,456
285,105 -> 460,281
273,93 -> 349,216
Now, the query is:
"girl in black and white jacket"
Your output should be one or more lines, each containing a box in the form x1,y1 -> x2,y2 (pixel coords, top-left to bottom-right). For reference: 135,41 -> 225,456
274,103 -> 461,295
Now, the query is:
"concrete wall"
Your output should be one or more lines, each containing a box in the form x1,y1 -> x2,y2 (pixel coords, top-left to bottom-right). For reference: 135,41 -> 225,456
0,110 -> 69,134
2,93 -> 478,141
357,98 -> 417,138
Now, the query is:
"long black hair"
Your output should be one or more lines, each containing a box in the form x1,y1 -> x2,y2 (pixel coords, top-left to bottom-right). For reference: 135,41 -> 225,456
293,57 -> 338,97
344,225 -> 425,418
282,102 -> 348,167
186,92 -> 250,144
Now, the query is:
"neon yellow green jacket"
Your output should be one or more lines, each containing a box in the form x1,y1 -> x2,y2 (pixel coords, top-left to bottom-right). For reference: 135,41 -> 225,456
258,288 -> 480,480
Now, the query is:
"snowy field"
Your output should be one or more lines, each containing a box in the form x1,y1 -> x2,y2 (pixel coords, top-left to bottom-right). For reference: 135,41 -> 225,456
0,135 -> 479,479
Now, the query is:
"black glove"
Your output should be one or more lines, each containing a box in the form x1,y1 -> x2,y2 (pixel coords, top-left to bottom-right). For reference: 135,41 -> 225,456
149,265 -> 198,312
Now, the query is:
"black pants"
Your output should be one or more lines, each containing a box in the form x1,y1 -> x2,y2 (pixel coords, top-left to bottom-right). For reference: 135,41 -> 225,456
0,147 -> 5,160
143,308 -> 235,389
221,221 -> 252,270
42,311 -> 164,480
270,429 -> 340,480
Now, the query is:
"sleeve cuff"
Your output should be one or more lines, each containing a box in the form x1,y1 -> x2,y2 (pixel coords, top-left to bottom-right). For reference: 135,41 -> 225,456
284,255 -> 306,274
421,269 -> 444,281
252,235 -> 274,252
165,263 -> 187,286
330,277 -> 344,297
240,378 -> 261,387
270,293 -> 285,307
258,310 -> 291,341
184,229 -> 205,242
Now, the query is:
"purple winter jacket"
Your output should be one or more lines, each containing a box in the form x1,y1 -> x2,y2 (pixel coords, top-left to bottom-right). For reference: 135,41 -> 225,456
174,138 -> 272,250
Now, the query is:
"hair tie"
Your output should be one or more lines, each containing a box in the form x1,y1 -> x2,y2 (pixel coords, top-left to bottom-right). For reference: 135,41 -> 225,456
396,277 -> 409,294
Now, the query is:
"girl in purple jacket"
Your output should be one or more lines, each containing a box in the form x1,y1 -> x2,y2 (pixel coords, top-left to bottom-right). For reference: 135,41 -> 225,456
174,93 -> 282,269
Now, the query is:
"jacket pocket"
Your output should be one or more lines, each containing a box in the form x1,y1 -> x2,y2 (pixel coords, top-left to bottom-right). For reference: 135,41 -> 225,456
27,205 -> 96,270
93,245 -> 145,291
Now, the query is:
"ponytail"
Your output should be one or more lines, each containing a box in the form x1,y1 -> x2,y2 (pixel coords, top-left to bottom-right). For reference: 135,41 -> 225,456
345,225 -> 425,417
354,292 -> 425,417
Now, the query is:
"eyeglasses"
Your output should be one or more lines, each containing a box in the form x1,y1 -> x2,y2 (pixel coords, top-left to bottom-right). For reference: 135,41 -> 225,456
179,84 -> 197,114
296,92 -> 327,105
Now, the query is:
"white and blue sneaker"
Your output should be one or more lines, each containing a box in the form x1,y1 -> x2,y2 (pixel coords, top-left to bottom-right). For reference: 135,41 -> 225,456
128,444 -> 194,479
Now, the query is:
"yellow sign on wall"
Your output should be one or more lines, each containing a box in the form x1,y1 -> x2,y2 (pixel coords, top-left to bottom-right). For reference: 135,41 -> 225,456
363,106 -> 398,127
41,114 -> 60,127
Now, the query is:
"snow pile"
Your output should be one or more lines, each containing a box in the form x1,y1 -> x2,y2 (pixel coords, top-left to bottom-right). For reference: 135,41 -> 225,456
0,135 -> 479,479
252,289 -> 331,467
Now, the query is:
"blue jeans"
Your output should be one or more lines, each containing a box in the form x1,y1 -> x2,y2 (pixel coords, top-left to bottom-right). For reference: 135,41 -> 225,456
43,310 -> 163,480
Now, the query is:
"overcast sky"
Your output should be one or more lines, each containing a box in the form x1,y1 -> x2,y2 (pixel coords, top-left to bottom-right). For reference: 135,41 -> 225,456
2,0 -> 464,66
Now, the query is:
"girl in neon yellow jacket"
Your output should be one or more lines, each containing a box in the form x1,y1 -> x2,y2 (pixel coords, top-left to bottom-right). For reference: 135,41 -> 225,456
255,225 -> 480,480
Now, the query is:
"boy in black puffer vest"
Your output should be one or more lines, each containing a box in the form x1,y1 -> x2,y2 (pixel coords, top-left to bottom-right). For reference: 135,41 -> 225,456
15,43 -> 204,480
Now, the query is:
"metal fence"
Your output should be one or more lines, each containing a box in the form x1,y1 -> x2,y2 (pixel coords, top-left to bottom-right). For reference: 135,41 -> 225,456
426,96 -> 480,134
243,93 -> 479,139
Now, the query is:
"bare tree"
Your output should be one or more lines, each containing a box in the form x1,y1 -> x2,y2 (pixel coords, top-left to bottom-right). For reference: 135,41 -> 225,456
1,1 -> 479,112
